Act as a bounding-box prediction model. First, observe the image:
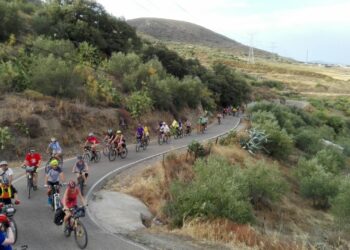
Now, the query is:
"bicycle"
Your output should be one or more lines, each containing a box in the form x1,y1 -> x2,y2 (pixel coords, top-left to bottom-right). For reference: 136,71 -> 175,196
83,146 -> 101,163
74,171 -> 87,196
184,126 -> 192,136
22,166 -> 36,199
102,141 -> 112,157
135,137 -> 147,152
64,206 -> 88,249
108,143 -> 128,161
0,202 -> 18,244
46,183 -> 65,212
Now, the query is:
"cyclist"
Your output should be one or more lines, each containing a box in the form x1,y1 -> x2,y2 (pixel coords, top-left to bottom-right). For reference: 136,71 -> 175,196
45,159 -> 65,205
163,122 -> 170,140
111,130 -> 125,153
0,161 -> 13,187
23,149 -> 41,189
0,178 -> 20,206
62,180 -> 86,230
144,125 -> 150,143
185,119 -> 191,135
217,112 -> 222,124
103,129 -> 116,144
135,124 -> 144,144
72,156 -> 89,185
84,132 -> 99,161
46,137 -> 63,160
0,214 -> 15,249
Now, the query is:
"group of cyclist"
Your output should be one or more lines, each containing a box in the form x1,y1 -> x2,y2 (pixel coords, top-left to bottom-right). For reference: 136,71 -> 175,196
0,112 -> 220,249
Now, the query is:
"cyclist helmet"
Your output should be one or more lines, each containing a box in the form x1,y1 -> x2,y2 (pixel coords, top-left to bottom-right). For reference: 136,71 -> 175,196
0,214 -> 9,227
117,130 -> 122,134
29,148 -> 35,153
88,132 -> 94,137
50,159 -> 59,168
51,137 -> 56,142
0,161 -> 8,166
107,128 -> 113,135
77,155 -> 83,160
68,180 -> 76,188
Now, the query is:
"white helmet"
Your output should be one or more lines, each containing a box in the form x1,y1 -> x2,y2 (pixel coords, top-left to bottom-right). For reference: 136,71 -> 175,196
88,132 -> 94,137
51,137 -> 56,142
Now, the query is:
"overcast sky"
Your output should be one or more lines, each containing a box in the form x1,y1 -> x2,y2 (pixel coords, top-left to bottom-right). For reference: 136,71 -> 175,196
97,0 -> 350,65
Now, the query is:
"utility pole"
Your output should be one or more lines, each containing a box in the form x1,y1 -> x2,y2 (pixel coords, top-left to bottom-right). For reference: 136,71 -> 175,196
306,49 -> 309,64
248,34 -> 255,64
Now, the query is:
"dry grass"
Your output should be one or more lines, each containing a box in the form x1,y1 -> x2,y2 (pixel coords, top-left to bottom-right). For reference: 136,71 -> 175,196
173,218 -> 302,250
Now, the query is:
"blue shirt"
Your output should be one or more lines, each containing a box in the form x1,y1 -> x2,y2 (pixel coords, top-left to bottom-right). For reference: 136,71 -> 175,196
0,232 -> 12,250
48,141 -> 62,152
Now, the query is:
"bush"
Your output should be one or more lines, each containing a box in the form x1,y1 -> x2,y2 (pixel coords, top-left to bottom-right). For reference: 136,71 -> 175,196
295,128 -> 323,154
187,140 -> 207,159
126,91 -> 153,119
332,180 -> 350,228
315,148 -> 346,174
243,161 -> 288,208
252,112 -> 293,159
164,156 -> 253,227
296,158 -> 339,208
0,127 -> 11,150
219,130 -> 237,146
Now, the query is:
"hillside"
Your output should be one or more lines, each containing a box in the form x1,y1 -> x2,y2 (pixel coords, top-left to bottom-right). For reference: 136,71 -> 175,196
127,17 -> 275,59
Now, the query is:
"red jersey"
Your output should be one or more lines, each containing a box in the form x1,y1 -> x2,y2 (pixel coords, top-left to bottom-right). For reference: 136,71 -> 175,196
25,153 -> 41,167
87,136 -> 99,144
64,188 -> 79,208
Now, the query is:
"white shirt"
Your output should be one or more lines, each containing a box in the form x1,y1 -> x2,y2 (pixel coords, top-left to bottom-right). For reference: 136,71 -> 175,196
1,168 -> 13,183
164,125 -> 170,133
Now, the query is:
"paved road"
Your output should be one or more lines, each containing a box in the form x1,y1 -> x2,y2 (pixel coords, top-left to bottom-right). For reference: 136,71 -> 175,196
13,116 -> 240,250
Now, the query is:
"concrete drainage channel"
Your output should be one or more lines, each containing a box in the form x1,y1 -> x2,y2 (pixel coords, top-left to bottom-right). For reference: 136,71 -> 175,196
85,118 -> 242,249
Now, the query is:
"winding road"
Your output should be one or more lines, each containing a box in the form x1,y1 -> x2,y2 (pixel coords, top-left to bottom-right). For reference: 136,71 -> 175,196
13,116 -> 240,250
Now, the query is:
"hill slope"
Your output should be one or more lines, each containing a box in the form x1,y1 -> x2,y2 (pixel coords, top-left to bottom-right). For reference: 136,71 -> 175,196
127,17 -> 274,58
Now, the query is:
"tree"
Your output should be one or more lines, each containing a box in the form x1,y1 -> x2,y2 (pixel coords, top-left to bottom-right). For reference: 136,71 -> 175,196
126,91 -> 153,119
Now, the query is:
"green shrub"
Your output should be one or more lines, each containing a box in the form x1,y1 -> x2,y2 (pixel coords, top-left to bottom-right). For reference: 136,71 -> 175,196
164,156 -> 253,227
243,161 -> 288,207
326,116 -> 345,134
187,140 -> 206,159
332,180 -> 350,228
126,91 -> 153,119
0,127 -> 11,150
296,159 -> 339,208
253,111 -> 293,159
295,128 -> 323,154
315,148 -> 346,174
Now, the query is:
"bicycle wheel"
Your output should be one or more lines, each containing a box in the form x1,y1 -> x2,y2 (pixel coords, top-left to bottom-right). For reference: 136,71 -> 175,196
83,152 -> 90,162
102,145 -> 109,157
93,151 -> 101,163
74,220 -> 88,249
120,147 -> 128,159
108,149 -> 117,161
135,141 -> 140,152
78,176 -> 84,196
9,218 -> 17,244
158,135 -> 163,145
27,176 -> 33,199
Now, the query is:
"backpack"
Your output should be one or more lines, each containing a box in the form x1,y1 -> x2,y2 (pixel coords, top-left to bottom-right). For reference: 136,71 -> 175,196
54,207 -> 65,226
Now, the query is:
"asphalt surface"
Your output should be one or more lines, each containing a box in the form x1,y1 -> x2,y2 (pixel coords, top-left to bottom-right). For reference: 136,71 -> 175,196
12,116 -> 240,250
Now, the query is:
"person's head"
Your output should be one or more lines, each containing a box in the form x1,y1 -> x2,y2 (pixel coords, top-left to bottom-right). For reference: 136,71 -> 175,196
162,122 -> 166,125
51,137 -> 56,142
88,132 -> 94,137
0,214 -> 9,231
77,155 -> 83,161
68,180 -> 76,189
0,161 -> 8,169
137,123 -> 142,128
117,130 -> 122,135
107,128 -> 113,135
50,159 -> 59,169
29,148 -> 35,155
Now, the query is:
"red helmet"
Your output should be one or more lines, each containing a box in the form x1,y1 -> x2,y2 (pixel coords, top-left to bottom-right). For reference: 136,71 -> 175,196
0,214 -> 9,225
68,180 -> 76,189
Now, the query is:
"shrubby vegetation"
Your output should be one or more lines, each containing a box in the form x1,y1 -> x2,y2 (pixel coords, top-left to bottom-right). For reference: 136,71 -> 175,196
165,156 -> 287,227
0,0 -> 252,113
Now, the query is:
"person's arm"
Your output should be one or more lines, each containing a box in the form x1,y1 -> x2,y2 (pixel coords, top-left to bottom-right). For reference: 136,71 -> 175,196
45,174 -> 48,185
2,227 -> 14,245
62,189 -> 68,209
85,163 -> 89,172
8,174 -> 13,186
84,139 -> 88,147
46,144 -> 50,154
78,189 -> 86,206
72,164 -> 76,173
59,172 -> 65,183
